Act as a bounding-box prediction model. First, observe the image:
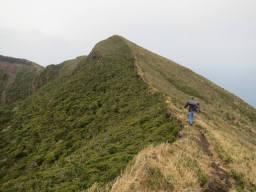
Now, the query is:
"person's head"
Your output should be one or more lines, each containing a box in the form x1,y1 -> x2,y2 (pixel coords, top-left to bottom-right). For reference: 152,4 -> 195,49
190,96 -> 195,99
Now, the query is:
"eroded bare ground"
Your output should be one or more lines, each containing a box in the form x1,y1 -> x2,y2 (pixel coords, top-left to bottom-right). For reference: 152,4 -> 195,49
0,61 -> 17,81
176,119 -> 233,192
196,128 -> 231,192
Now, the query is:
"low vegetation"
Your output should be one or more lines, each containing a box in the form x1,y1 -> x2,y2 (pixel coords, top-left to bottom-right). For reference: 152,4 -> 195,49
0,36 -> 180,191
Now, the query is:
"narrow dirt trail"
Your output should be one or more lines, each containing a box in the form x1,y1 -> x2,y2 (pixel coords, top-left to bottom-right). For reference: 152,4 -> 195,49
197,129 -> 231,192
178,121 -> 232,192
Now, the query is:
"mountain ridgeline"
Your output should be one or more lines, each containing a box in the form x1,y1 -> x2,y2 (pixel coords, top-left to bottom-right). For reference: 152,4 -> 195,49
0,36 -> 255,192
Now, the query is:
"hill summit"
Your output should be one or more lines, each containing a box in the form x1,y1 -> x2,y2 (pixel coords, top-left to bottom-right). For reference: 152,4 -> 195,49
0,35 -> 256,192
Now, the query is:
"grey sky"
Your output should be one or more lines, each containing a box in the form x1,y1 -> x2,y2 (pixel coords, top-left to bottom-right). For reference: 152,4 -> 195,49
0,0 -> 255,107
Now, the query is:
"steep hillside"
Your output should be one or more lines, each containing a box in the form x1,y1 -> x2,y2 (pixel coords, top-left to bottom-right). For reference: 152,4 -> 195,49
0,55 -> 84,132
0,36 -> 180,191
100,37 -> 256,192
0,55 -> 43,105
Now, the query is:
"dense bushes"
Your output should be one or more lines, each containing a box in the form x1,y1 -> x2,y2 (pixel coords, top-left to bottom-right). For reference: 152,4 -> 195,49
0,36 -> 180,191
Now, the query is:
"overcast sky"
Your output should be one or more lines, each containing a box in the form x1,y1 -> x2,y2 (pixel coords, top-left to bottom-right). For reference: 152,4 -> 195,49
0,0 -> 255,107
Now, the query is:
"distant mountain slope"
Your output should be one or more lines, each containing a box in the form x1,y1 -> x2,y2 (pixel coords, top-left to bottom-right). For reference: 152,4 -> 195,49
0,55 -> 43,105
0,36 -> 180,191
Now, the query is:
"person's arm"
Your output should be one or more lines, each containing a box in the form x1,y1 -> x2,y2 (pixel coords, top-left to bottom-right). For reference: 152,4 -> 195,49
197,103 -> 201,112
184,102 -> 189,108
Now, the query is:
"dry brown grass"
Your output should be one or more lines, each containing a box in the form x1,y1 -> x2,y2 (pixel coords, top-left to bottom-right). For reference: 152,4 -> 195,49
111,144 -> 203,191
125,37 -> 256,190
206,122 -> 256,185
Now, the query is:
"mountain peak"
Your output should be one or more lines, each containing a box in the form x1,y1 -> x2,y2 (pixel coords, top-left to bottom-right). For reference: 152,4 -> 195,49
108,34 -> 126,40
88,35 -> 133,61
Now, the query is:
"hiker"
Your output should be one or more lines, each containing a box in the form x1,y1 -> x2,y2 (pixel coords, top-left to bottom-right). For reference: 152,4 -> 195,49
184,96 -> 200,125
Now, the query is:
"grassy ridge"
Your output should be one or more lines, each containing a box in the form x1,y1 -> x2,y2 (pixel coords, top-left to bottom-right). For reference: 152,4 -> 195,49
0,36 -> 180,191
123,36 -> 256,191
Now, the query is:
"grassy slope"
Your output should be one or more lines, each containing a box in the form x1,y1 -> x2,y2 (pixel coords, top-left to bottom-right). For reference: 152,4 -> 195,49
0,36 -> 180,191
106,37 -> 256,191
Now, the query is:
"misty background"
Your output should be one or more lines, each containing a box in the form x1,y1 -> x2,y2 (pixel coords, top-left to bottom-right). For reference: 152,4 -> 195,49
0,0 -> 255,107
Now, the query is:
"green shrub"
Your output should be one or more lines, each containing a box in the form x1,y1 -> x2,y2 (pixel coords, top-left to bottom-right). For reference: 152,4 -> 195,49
143,166 -> 174,191
231,169 -> 245,188
0,36 -> 180,191
197,169 -> 208,187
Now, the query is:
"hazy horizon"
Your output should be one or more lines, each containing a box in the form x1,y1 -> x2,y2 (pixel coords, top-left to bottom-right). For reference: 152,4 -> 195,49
1,0 -> 255,108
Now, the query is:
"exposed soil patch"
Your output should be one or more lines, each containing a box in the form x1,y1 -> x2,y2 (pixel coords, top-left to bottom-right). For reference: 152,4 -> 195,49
0,61 -> 17,75
204,181 -> 228,192
0,61 -> 17,82
197,130 -> 213,157
211,162 -> 231,188
197,130 -> 232,192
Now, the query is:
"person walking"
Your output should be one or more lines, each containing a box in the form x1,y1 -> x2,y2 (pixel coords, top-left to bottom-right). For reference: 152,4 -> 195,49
184,96 -> 200,125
